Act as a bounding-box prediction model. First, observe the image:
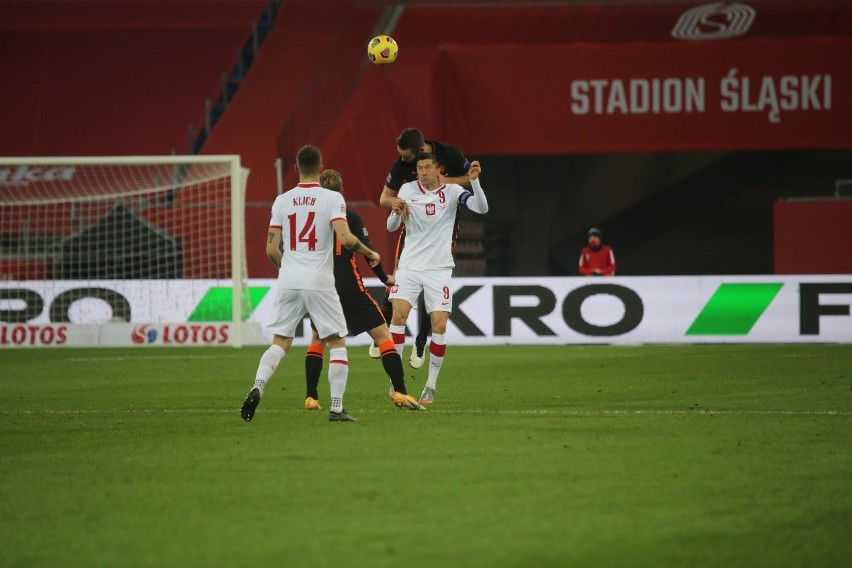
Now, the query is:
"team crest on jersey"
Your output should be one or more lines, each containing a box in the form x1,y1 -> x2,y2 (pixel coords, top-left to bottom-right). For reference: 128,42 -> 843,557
426,203 -> 436,216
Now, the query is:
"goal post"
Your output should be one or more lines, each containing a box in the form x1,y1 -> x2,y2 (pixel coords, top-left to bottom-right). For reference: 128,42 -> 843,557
0,155 -> 258,348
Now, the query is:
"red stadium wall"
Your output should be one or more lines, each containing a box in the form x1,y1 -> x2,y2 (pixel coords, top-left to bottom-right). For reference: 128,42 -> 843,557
289,2 -> 852,205
312,3 -> 851,280
201,1 -> 386,277
398,0 -> 852,44
7,1 -> 850,278
774,200 -> 852,274
0,0 -> 267,156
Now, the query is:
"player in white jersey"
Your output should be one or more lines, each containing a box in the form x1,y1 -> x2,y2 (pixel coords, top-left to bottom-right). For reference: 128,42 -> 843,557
240,145 -> 380,423
386,153 -> 489,404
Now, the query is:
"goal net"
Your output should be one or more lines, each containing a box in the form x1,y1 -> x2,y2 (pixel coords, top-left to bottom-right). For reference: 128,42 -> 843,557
0,155 -> 256,347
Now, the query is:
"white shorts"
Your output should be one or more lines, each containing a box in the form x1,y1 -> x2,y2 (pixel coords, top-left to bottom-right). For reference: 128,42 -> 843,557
266,288 -> 347,339
388,267 -> 453,313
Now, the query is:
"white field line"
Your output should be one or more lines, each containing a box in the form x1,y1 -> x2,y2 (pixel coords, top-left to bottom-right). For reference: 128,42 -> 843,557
66,355 -> 247,362
1,408 -> 849,417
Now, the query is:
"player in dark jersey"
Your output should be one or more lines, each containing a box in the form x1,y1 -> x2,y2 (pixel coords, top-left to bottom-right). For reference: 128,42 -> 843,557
304,169 -> 423,412
379,128 -> 472,209
374,128 -> 472,367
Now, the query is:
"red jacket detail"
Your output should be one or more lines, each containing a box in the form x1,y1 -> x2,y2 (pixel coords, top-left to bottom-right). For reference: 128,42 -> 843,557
578,245 -> 616,276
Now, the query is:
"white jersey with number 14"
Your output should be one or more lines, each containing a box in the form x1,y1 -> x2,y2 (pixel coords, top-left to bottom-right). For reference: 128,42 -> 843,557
269,182 -> 347,291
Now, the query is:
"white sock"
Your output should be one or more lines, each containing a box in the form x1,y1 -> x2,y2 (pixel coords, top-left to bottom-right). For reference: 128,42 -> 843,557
254,344 -> 285,394
328,347 -> 348,412
389,324 -> 406,358
426,333 -> 446,389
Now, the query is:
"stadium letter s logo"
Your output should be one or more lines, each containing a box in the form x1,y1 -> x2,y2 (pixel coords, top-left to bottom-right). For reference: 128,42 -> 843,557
672,2 -> 755,40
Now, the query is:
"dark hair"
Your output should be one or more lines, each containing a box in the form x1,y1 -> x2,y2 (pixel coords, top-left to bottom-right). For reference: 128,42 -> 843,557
415,152 -> 439,166
396,128 -> 425,152
296,145 -> 322,175
319,169 -> 343,192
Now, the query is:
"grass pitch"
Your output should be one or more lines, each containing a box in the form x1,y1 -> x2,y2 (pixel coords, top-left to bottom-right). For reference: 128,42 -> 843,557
1,344 -> 850,567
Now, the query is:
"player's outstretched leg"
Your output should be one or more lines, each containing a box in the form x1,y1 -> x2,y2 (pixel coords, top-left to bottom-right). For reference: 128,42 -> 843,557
389,324 -> 406,358
389,322 -> 407,390
304,344 -> 323,410
377,339 -> 407,393
421,333 -> 446,404
327,346 -> 356,422
241,344 -> 286,421
376,339 -> 424,411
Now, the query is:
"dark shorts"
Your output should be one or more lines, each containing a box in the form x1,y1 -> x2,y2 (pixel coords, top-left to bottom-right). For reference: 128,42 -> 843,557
341,290 -> 387,336
311,289 -> 386,337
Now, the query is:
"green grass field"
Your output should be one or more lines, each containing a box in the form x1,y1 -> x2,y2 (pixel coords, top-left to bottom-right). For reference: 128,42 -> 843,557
1,344 -> 850,567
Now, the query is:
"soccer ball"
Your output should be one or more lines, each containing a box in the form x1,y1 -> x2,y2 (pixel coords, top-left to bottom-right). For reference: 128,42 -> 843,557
367,35 -> 398,65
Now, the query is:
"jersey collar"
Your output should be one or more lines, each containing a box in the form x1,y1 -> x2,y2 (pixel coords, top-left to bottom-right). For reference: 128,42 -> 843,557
297,182 -> 321,188
417,181 -> 445,194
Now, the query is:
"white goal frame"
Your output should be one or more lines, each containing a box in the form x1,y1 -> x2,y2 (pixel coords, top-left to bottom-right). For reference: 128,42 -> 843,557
0,155 -> 251,347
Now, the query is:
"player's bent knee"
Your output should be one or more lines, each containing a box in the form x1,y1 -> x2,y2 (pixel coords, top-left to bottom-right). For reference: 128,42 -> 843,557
368,325 -> 393,344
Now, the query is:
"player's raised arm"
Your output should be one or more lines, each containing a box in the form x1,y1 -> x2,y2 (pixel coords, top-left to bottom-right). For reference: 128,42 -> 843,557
379,185 -> 397,208
266,227 -> 283,268
442,173 -> 470,187
332,218 -> 380,267
438,145 -> 473,188
460,161 -> 489,214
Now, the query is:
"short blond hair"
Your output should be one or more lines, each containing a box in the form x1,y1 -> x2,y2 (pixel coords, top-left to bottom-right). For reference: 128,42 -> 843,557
320,169 -> 343,192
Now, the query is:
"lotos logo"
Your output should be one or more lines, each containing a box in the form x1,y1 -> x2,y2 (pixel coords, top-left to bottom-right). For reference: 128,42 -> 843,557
131,324 -> 158,344
671,2 -> 755,41
0,165 -> 77,187
1,325 -> 68,346
130,324 -> 229,345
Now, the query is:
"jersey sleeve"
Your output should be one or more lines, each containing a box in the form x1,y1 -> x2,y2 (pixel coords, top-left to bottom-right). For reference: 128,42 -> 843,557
442,143 -> 471,177
456,179 -> 488,214
387,211 -> 402,232
347,209 -> 389,283
269,196 -> 284,229
329,192 -> 347,223
347,210 -> 372,248
385,160 -> 408,192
